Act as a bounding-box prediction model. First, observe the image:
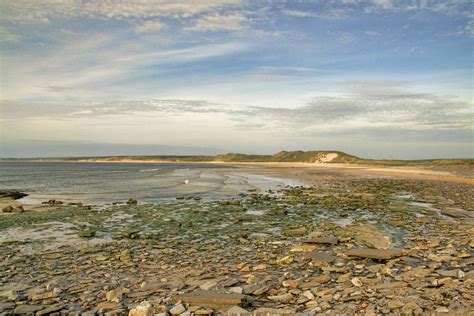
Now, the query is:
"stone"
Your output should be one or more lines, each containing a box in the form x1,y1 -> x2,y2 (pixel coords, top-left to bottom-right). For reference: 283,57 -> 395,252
78,230 -> 96,238
283,227 -> 306,237
170,303 -> 186,315
274,255 -> 294,266
387,300 -> 404,309
227,305 -> 250,315
129,301 -> 153,316
36,304 -> 65,315
268,293 -> 293,303
127,198 -> 138,205
13,206 -> 25,212
310,273 -> 331,284
371,282 -> 408,290
304,251 -> 336,264
106,289 -> 123,303
2,205 -> 13,213
253,308 -> 296,315
346,248 -> 403,260
179,291 -> 251,306
13,305 -> 44,314
351,277 -> 363,287
282,279 -> 298,288
199,280 -> 218,291
304,236 -> 339,245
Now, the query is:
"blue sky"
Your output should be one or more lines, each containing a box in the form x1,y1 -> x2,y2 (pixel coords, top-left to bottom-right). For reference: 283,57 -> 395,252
0,0 -> 473,158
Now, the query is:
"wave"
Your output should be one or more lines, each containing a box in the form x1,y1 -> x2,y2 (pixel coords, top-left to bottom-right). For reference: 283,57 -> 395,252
138,168 -> 161,172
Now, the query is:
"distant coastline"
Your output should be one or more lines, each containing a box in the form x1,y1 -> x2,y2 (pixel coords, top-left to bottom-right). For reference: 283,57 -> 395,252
1,150 -> 473,167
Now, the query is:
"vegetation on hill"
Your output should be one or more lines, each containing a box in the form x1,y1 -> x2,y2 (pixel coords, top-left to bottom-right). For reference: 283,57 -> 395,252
1,150 -> 473,166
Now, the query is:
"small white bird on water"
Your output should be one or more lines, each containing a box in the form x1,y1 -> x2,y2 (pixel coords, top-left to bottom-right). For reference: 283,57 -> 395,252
184,180 -> 189,184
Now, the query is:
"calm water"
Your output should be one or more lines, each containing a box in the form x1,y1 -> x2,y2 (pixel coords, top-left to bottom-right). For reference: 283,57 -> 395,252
0,162 -> 295,204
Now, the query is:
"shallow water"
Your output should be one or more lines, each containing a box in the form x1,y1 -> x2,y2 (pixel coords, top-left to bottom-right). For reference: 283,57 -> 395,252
0,161 -> 303,204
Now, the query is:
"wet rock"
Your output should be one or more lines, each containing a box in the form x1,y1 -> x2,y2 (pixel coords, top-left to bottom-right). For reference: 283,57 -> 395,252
346,248 -> 403,260
0,190 -> 28,200
127,198 -> 138,205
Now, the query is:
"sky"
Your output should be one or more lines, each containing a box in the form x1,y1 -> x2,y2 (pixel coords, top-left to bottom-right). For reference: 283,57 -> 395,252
0,0 -> 473,159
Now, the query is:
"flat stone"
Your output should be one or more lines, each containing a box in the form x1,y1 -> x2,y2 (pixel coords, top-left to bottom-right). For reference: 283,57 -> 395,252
346,248 -> 403,260
227,305 -> 250,316
303,251 -> 336,263
36,304 -> 65,315
253,307 -> 296,315
268,293 -> 293,303
179,291 -> 251,306
170,303 -> 186,315
371,282 -> 408,290
13,305 -> 44,314
304,237 -> 339,245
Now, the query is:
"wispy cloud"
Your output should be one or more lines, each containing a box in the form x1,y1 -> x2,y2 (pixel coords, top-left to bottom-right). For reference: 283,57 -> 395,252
184,12 -> 248,32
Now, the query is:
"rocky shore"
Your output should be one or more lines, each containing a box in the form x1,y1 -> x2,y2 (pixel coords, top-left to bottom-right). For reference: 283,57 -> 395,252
0,176 -> 473,315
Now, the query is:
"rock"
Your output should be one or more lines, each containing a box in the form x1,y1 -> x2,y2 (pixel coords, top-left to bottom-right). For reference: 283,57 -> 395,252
303,251 -> 336,264
2,205 -> 13,213
302,290 -> 315,300
170,303 -> 186,315
106,289 -> 123,303
129,301 -> 153,316
127,198 -> 138,205
283,227 -> 306,237
36,304 -> 65,315
304,236 -> 339,245
13,305 -> 44,314
253,308 -> 295,315
387,300 -> 404,309
0,190 -> 28,200
282,279 -> 298,288
227,305 -> 250,315
268,293 -> 293,303
13,206 -> 24,212
310,273 -> 331,284
120,249 -> 132,261
228,287 -> 243,294
371,282 -> 408,290
179,291 -> 251,306
199,280 -> 218,291
351,277 -> 363,287
346,248 -> 403,260
274,255 -> 294,266
78,230 -> 96,238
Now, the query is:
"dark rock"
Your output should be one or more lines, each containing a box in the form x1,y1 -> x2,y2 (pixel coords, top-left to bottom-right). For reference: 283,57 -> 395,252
2,205 -> 14,213
127,198 -> 138,205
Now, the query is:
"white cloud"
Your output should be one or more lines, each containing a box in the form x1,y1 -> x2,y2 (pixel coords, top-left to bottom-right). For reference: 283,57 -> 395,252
282,9 -> 317,18
135,20 -> 167,33
0,0 -> 244,24
184,12 -> 247,32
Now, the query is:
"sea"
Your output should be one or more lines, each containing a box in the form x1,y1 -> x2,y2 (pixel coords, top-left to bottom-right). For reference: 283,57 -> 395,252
0,161 -> 300,205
